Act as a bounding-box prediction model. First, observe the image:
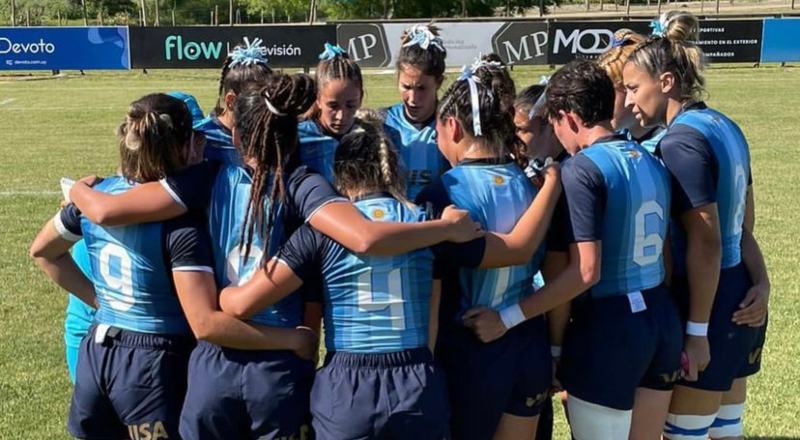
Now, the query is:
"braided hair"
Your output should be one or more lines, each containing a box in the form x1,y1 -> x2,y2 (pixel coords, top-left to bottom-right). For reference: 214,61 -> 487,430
439,67 -> 526,168
233,73 -> 316,260
334,110 -> 412,208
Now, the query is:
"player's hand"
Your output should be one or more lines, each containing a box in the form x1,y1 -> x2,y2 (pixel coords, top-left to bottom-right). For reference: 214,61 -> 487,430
291,326 -> 319,362
540,161 -> 561,183
441,205 -> 484,243
462,307 -> 507,343
732,283 -> 769,327
682,335 -> 710,381
69,175 -> 102,203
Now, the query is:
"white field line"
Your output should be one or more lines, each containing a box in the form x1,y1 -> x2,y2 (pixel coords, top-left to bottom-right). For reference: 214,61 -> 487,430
0,190 -> 60,196
0,98 -> 16,106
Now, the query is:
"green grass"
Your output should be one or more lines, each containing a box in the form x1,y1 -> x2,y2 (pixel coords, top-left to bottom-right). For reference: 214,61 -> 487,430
1,66 -> 798,438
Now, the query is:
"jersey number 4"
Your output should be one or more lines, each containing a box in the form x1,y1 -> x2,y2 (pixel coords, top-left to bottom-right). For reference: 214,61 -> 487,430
357,268 -> 406,330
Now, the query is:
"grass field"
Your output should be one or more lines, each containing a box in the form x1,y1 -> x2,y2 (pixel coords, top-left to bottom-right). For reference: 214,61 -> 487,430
0,65 -> 798,439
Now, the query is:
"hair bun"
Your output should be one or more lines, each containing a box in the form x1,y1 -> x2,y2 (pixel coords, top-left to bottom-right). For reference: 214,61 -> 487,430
664,11 -> 700,42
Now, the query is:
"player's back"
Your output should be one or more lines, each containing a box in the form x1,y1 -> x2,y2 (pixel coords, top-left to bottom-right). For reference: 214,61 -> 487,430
195,115 -> 239,165
668,105 -> 750,269
319,195 -> 434,353
81,176 -> 189,334
298,119 -> 338,183
207,163 -> 302,328
382,103 -> 447,199
443,158 -> 543,311
576,139 -> 670,296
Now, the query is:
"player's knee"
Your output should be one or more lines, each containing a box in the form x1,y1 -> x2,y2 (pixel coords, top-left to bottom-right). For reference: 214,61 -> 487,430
708,403 -> 745,439
566,395 -> 631,440
663,413 -> 717,440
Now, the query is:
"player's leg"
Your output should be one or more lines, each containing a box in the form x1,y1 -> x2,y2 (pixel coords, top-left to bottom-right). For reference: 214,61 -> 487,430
107,330 -> 193,440
67,326 -> 128,440
493,414 -> 539,440
180,341 -> 249,440
384,348 -> 451,440
631,288 -> 683,440
708,378 -> 746,440
245,349 -> 316,439
629,388 -> 673,440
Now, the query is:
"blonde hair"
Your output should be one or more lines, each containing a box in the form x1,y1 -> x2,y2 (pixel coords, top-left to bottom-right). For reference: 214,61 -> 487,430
597,29 -> 646,87
627,11 -> 707,101
117,94 -> 192,183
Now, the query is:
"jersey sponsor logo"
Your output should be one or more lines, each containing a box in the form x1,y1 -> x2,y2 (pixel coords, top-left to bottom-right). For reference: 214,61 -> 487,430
127,421 -> 169,440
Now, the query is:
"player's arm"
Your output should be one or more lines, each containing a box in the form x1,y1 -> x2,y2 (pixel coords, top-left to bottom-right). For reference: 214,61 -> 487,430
734,186 -> 770,327
220,225 -> 319,319
428,279 -> 442,354
68,164 -> 212,226
168,220 -> 315,358
478,163 -> 562,268
661,127 -> 721,380
309,202 -> 483,256
463,158 -> 604,342
285,170 -> 483,257
70,179 -> 185,226
29,206 -> 97,308
542,251 -> 570,351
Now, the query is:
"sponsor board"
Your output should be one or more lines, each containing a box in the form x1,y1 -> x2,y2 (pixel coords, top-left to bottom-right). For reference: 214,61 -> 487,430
761,18 -> 800,63
129,25 -> 336,69
0,26 -> 129,70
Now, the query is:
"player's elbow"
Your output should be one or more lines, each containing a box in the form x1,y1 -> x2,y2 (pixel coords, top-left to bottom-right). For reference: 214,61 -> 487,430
188,313 -> 219,341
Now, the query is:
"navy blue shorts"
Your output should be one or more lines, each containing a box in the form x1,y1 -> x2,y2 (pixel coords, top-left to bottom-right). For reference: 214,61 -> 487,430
738,313 -> 767,379
68,324 -> 194,440
179,341 -> 315,440
559,284 -> 683,411
311,347 -> 449,440
673,263 -> 761,391
438,316 -> 551,440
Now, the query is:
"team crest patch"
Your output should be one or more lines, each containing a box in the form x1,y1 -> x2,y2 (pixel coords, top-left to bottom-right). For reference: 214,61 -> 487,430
373,209 -> 385,219
493,175 -> 505,185
629,149 -> 640,158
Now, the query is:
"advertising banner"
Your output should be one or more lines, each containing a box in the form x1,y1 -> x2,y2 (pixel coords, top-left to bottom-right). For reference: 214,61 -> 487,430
129,25 -> 336,69
761,18 -> 800,63
547,19 -> 762,64
338,22 -> 514,68
0,26 -> 129,70
696,19 -> 762,63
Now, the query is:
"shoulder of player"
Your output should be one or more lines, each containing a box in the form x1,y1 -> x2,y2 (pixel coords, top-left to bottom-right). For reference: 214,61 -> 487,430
660,123 -> 710,157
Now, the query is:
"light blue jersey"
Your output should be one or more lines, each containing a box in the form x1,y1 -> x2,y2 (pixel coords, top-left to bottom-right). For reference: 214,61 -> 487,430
670,107 -> 750,269
207,164 -> 302,328
280,194 -> 434,353
574,139 -> 671,296
298,119 -> 339,183
382,103 -> 448,199
195,115 -> 239,165
443,159 -> 544,313
621,127 -> 666,155
75,177 -> 196,334
64,240 -> 95,383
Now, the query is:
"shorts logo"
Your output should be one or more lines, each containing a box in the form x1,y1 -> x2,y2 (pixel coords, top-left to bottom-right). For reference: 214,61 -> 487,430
525,392 -> 548,408
372,209 -> 385,219
127,421 -> 168,440
748,347 -> 762,364
660,369 -> 682,384
493,175 -> 505,185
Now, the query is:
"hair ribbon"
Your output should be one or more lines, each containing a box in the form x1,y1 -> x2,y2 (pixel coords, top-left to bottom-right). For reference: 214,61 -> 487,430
319,42 -> 346,61
458,65 -> 487,137
402,24 -> 444,52
229,37 -> 268,67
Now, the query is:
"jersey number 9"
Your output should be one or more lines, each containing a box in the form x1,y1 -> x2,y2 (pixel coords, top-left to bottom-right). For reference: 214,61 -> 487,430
98,243 -> 135,312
